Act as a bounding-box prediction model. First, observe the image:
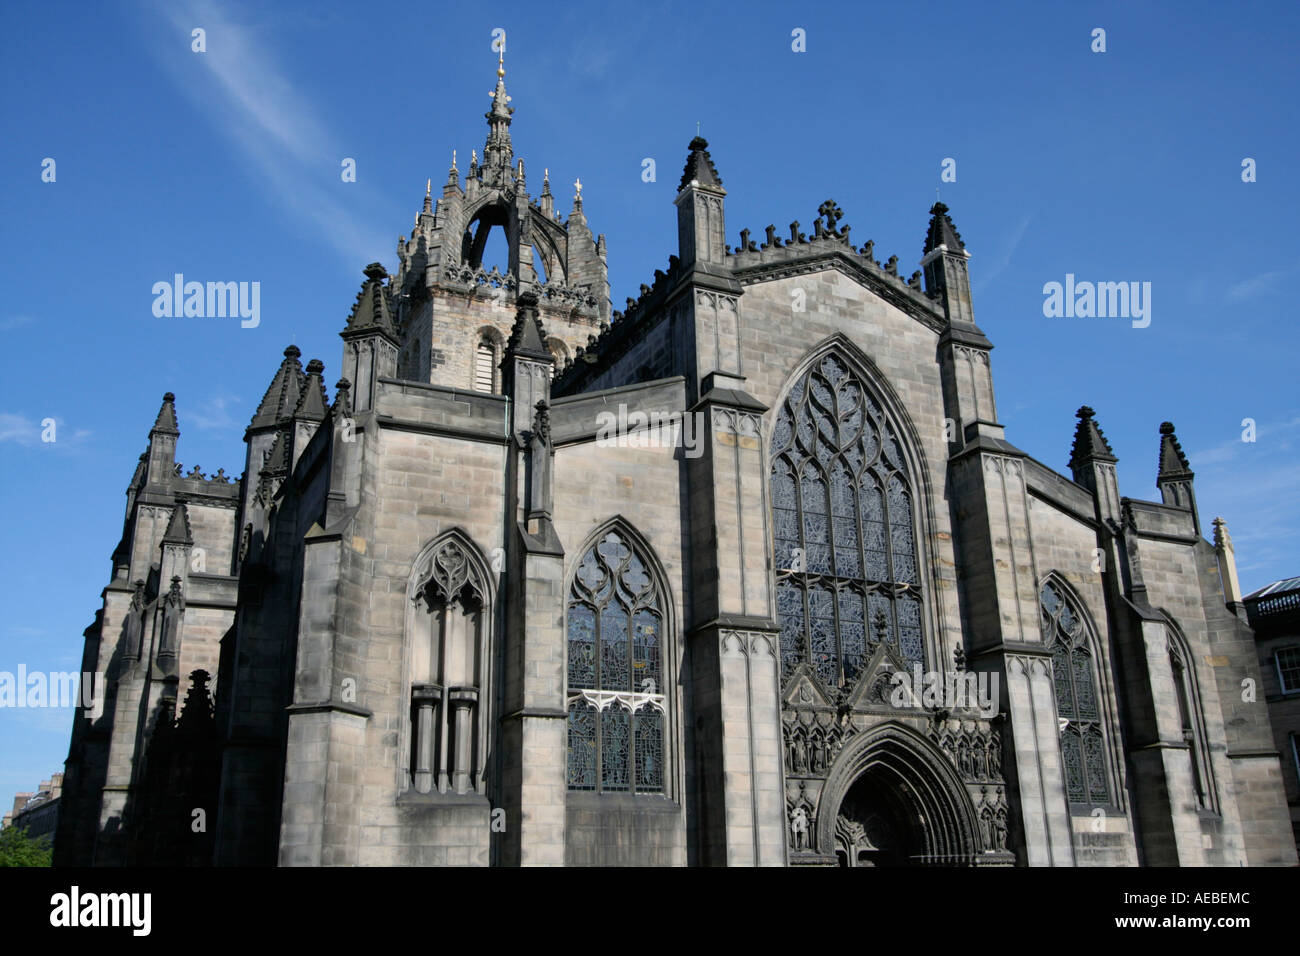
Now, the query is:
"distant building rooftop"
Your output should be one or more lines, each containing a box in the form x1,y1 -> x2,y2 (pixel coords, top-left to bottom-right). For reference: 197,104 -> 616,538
1245,576 -> 1300,632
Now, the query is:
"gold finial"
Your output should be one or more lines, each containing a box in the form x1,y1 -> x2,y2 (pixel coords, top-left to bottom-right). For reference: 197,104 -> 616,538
426,178 -> 432,197
544,167 -> 549,182
471,148 -> 477,165
574,177 -> 582,196
452,149 -> 457,169
497,48 -> 505,78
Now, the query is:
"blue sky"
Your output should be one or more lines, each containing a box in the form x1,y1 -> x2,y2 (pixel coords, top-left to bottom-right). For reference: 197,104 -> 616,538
1,0 -> 1297,799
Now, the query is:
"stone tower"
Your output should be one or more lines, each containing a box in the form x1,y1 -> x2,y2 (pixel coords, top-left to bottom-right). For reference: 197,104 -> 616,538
391,52 -> 609,391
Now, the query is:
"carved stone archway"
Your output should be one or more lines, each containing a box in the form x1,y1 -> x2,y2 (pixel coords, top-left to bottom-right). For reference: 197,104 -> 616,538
815,722 -> 982,866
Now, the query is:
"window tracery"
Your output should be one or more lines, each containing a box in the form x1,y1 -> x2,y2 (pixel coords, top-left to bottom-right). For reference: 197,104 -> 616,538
771,354 -> 924,692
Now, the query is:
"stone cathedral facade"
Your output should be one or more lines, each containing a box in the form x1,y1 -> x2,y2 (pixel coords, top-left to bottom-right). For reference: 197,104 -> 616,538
54,61 -> 1297,867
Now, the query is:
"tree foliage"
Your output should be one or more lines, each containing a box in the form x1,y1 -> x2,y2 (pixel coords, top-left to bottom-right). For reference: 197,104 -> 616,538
0,826 -> 53,867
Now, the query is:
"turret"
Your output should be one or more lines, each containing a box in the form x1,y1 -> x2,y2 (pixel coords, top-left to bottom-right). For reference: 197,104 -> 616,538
143,393 -> 179,493
921,202 -> 974,327
340,263 -> 399,412
675,136 -> 727,269
1156,422 -> 1199,535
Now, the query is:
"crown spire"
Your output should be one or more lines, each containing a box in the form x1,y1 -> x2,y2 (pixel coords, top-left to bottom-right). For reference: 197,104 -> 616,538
483,50 -> 514,173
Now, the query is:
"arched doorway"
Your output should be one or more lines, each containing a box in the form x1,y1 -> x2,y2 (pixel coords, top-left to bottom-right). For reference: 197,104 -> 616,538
816,722 -> 981,867
834,770 -> 924,866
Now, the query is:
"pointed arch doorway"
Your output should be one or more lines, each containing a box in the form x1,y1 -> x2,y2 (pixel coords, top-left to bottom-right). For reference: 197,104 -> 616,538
834,770 -> 925,867
816,723 -> 982,867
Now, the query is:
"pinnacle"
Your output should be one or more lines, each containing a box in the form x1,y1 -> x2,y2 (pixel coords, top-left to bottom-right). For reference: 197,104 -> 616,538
1157,421 -> 1193,479
343,264 -> 398,341
162,501 -> 193,545
678,137 -> 723,192
294,359 -> 329,422
249,345 -> 305,431
505,290 -> 551,359
151,392 -> 179,436
923,202 -> 965,257
1069,405 -> 1117,470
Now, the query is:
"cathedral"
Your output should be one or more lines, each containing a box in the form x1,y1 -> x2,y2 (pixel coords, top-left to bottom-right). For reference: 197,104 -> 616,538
54,57 -> 1298,867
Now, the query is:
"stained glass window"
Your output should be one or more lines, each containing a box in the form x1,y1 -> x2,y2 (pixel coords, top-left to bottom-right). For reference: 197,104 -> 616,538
1040,580 -> 1111,805
566,529 -> 666,793
770,354 -> 925,690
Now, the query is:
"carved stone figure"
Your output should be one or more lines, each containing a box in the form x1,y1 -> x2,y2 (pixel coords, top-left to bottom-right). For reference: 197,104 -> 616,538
790,806 -> 809,850
792,733 -> 808,774
958,740 -> 973,778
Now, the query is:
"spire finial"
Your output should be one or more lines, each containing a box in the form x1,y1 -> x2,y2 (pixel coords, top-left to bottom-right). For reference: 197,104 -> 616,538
574,177 -> 582,197
426,178 -> 431,198
497,47 -> 505,78
452,149 -> 457,170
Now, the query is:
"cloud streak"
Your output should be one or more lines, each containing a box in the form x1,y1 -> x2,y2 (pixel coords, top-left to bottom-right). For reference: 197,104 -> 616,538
973,213 -> 1032,295
146,0 -> 395,267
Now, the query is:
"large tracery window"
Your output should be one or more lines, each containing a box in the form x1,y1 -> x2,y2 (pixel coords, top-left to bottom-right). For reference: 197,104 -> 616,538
771,353 -> 924,692
566,530 -> 666,794
1040,580 -> 1111,806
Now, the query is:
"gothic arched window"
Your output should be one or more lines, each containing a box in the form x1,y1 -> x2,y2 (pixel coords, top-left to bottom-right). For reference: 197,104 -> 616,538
770,353 -> 923,692
566,529 -> 666,794
1166,617 -> 1216,811
1040,580 -> 1111,805
474,338 -> 496,392
406,535 -> 491,796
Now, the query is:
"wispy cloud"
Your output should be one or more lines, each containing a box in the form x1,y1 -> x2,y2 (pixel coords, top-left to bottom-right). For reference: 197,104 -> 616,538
145,0 -> 394,266
0,413 -> 90,448
0,315 -> 35,333
1190,412 -> 1300,593
1226,261 -> 1300,301
185,392 -> 242,432
973,213 -> 1032,294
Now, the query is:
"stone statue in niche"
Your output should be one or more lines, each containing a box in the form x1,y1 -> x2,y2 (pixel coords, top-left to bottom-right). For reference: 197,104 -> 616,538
989,734 -> 1002,778
792,733 -> 808,774
993,812 -> 1008,851
812,732 -> 827,774
790,806 -> 809,850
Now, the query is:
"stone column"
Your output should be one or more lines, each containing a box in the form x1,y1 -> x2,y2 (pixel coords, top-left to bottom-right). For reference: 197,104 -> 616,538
450,688 -> 477,794
412,683 -> 440,794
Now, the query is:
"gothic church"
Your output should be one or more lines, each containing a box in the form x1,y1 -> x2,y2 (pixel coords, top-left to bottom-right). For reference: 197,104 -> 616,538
54,58 -> 1298,866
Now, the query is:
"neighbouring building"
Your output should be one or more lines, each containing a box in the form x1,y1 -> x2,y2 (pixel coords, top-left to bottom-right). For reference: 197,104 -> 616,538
1244,574 -> 1300,852
5,773 -> 63,844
